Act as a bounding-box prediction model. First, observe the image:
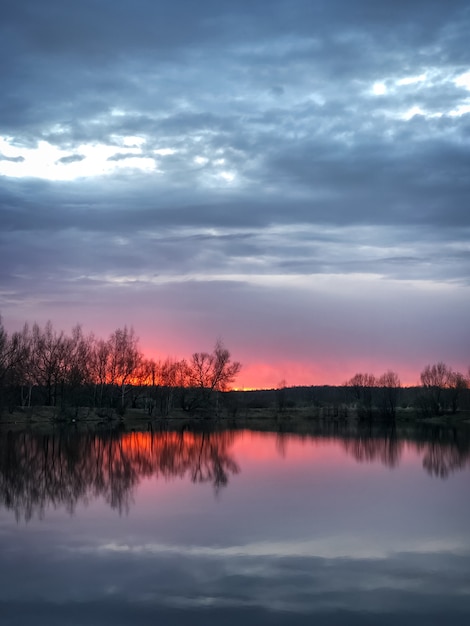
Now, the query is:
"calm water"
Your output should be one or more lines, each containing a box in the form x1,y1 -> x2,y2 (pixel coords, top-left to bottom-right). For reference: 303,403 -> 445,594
0,425 -> 469,625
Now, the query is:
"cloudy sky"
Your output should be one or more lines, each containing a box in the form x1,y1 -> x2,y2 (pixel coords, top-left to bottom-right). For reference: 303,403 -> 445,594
1,0 -> 469,387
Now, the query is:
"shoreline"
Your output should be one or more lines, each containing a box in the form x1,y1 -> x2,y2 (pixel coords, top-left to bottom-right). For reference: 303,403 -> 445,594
1,405 -> 469,435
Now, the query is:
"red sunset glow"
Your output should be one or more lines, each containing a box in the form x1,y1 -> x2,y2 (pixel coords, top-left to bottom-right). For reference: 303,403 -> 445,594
3,304 -> 463,390
139,347 -> 429,390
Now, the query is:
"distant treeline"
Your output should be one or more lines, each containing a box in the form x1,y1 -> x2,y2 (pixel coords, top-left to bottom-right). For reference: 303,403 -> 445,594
0,316 -> 468,420
237,378 -> 470,421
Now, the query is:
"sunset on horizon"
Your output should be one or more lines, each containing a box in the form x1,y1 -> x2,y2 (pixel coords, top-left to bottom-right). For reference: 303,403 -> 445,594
1,1 -> 469,391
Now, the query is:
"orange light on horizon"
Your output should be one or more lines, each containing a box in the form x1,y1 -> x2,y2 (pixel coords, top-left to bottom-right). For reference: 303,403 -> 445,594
135,349 -> 437,391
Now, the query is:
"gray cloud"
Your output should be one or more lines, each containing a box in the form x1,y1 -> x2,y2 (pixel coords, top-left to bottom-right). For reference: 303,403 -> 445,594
0,155 -> 24,163
57,154 -> 85,164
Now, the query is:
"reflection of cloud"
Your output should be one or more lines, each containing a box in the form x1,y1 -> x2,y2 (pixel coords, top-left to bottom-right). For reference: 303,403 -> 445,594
85,536 -> 470,562
1,541 -> 470,620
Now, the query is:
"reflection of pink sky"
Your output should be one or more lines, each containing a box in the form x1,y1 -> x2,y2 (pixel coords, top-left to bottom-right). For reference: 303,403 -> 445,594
234,431 -> 349,463
119,430 -> 348,466
26,429 -> 466,531
121,429 -> 465,523
130,431 -> 375,506
121,430 -> 421,474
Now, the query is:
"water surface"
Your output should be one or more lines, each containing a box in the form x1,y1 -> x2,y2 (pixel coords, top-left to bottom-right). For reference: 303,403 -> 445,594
0,425 -> 469,625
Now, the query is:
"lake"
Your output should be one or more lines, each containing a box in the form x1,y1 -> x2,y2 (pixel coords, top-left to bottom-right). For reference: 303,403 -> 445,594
0,424 -> 469,625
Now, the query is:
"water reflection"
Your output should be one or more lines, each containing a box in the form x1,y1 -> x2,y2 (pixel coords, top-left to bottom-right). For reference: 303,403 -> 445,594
340,424 -> 470,477
0,430 -> 239,520
0,424 -> 469,520
0,425 -> 469,625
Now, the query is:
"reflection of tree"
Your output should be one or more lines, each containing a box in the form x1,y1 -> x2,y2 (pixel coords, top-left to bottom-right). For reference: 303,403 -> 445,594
275,433 -> 288,458
341,426 -> 403,468
420,442 -> 470,478
261,420 -> 470,478
339,423 -> 470,477
0,430 -> 239,521
414,426 -> 470,478
276,419 -> 470,477
2,424 -> 469,521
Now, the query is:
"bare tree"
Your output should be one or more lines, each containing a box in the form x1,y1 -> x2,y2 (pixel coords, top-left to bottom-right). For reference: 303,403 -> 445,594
420,361 -> 458,415
0,318 -> 31,412
31,321 -> 67,406
186,340 -> 241,414
447,370 -> 468,414
107,326 -> 142,410
130,357 -> 158,412
346,372 -> 376,419
420,362 -> 451,389
89,337 -> 111,408
59,325 -> 93,411
276,379 -> 287,413
377,370 -> 401,421
154,358 -> 189,416
190,340 -> 241,391
14,324 -> 35,408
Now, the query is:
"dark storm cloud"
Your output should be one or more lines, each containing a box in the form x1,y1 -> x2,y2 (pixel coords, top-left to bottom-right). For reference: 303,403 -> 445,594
2,1 -> 469,139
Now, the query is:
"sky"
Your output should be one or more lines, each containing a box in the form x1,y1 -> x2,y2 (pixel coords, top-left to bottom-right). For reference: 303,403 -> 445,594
0,0 -> 469,388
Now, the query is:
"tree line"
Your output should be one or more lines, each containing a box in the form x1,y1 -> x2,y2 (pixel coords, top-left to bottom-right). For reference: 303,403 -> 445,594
0,315 -> 468,420
344,364 -> 469,420
0,316 -> 240,416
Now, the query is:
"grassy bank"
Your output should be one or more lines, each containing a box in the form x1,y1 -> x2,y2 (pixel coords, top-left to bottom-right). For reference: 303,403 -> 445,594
1,404 -> 469,435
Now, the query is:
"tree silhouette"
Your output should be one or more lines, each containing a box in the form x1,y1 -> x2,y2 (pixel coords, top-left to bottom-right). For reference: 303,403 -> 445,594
185,340 -> 241,414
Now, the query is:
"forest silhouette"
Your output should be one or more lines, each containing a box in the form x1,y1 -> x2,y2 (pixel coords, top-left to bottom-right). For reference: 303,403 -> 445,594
0,315 -> 469,420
